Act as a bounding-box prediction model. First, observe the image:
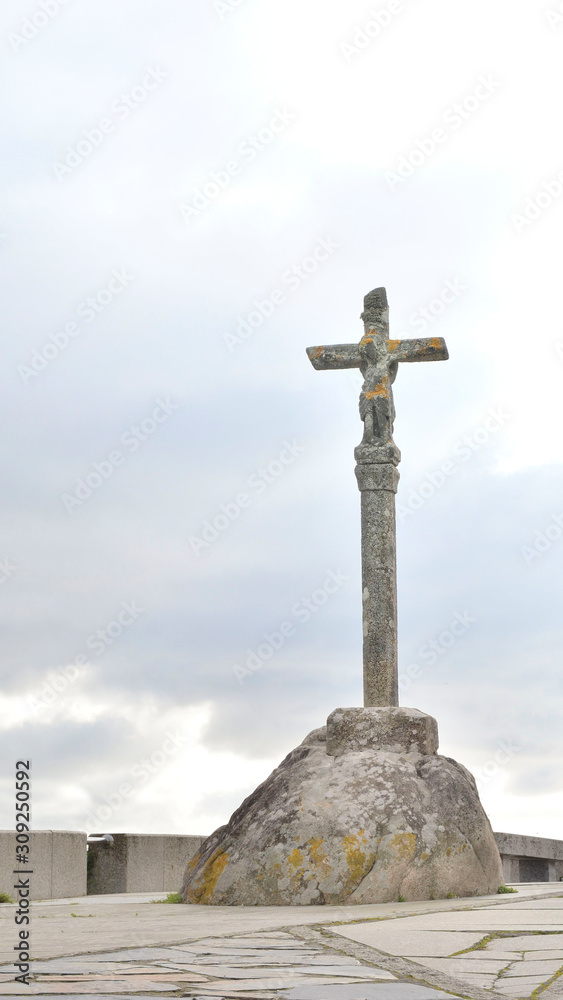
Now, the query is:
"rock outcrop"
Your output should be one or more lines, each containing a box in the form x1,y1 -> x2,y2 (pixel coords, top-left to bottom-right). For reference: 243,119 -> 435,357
182,708 -> 503,905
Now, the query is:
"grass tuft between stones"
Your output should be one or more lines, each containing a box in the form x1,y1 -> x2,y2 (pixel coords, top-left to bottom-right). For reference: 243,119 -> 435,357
152,891 -> 183,903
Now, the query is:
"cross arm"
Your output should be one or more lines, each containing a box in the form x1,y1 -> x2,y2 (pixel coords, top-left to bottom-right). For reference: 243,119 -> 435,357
387,337 -> 449,363
306,344 -> 361,370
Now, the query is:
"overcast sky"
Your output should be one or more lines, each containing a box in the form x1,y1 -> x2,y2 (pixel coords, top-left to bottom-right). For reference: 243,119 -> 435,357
1,0 -> 562,844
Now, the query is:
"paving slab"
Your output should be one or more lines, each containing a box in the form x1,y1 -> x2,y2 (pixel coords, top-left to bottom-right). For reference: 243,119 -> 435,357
262,933 -> 301,939
50,947 -> 199,962
483,943 -> 525,954
195,937 -> 304,947
0,989 -> 173,996
184,975 -> 380,989
407,963 -> 500,987
174,953 -> 358,966
488,934 -> 563,950
404,957 -> 509,973
522,950 -> 563,960
330,927 -> 485,957
502,960 -> 563,977
180,965 -> 389,980
494,990 -> 541,997
0,963 -> 141,976
490,899 -> 563,909
463,950 -> 523,960
494,978 -> 553,991
176,964 -> 396,980
38,971 -> 206,982
187,948 -> 327,956
281,987 -> 460,1000
190,993 -> 278,999
360,909 -> 563,930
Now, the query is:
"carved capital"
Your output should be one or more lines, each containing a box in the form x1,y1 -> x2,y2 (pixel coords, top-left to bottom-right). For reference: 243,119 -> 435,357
355,463 -> 400,493
354,441 -> 401,466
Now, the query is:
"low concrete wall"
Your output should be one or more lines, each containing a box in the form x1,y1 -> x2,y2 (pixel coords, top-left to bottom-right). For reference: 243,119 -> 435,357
495,832 -> 563,883
1,828 -> 560,898
0,830 -> 87,900
87,834 -> 205,894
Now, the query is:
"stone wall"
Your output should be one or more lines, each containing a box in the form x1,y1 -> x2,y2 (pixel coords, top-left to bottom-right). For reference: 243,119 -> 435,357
495,832 -> 563,883
0,830 -> 87,900
87,833 -> 205,894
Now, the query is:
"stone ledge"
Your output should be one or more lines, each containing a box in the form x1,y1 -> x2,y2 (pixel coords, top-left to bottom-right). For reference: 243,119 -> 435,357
495,832 -> 563,862
0,830 -> 86,900
326,706 -> 439,757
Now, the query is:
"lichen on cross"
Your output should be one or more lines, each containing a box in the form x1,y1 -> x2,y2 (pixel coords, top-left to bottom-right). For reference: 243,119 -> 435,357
307,287 -> 448,462
306,287 -> 449,708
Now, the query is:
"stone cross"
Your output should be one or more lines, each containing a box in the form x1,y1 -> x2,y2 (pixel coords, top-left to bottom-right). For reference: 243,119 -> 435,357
307,287 -> 448,708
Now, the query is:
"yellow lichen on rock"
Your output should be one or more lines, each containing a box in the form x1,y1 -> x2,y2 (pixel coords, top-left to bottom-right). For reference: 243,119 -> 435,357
288,847 -> 304,869
341,831 -> 376,888
390,832 -> 417,861
186,848 -> 229,903
285,847 -> 310,892
306,836 -> 332,879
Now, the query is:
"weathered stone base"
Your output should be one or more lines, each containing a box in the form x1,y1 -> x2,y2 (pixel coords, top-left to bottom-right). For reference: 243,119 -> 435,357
182,707 -> 503,906
326,706 -> 439,756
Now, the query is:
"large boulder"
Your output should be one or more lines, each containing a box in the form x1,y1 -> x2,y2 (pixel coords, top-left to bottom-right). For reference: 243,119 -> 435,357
182,707 -> 503,905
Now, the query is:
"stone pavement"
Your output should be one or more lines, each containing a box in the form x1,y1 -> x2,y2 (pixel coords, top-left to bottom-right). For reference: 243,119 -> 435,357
0,883 -> 562,998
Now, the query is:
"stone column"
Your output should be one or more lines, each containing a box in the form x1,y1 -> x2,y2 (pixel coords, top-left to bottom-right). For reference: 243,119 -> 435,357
355,460 -> 400,707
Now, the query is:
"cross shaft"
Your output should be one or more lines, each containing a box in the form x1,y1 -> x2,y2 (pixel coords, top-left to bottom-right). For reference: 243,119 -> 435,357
307,287 -> 448,707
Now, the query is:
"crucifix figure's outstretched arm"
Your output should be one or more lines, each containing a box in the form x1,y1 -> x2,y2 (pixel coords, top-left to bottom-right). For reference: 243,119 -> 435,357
306,344 -> 360,370
387,338 -> 449,364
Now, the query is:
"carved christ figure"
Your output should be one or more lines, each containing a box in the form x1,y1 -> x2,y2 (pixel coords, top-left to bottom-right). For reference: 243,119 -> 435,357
358,332 -> 398,446
307,288 -> 448,457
